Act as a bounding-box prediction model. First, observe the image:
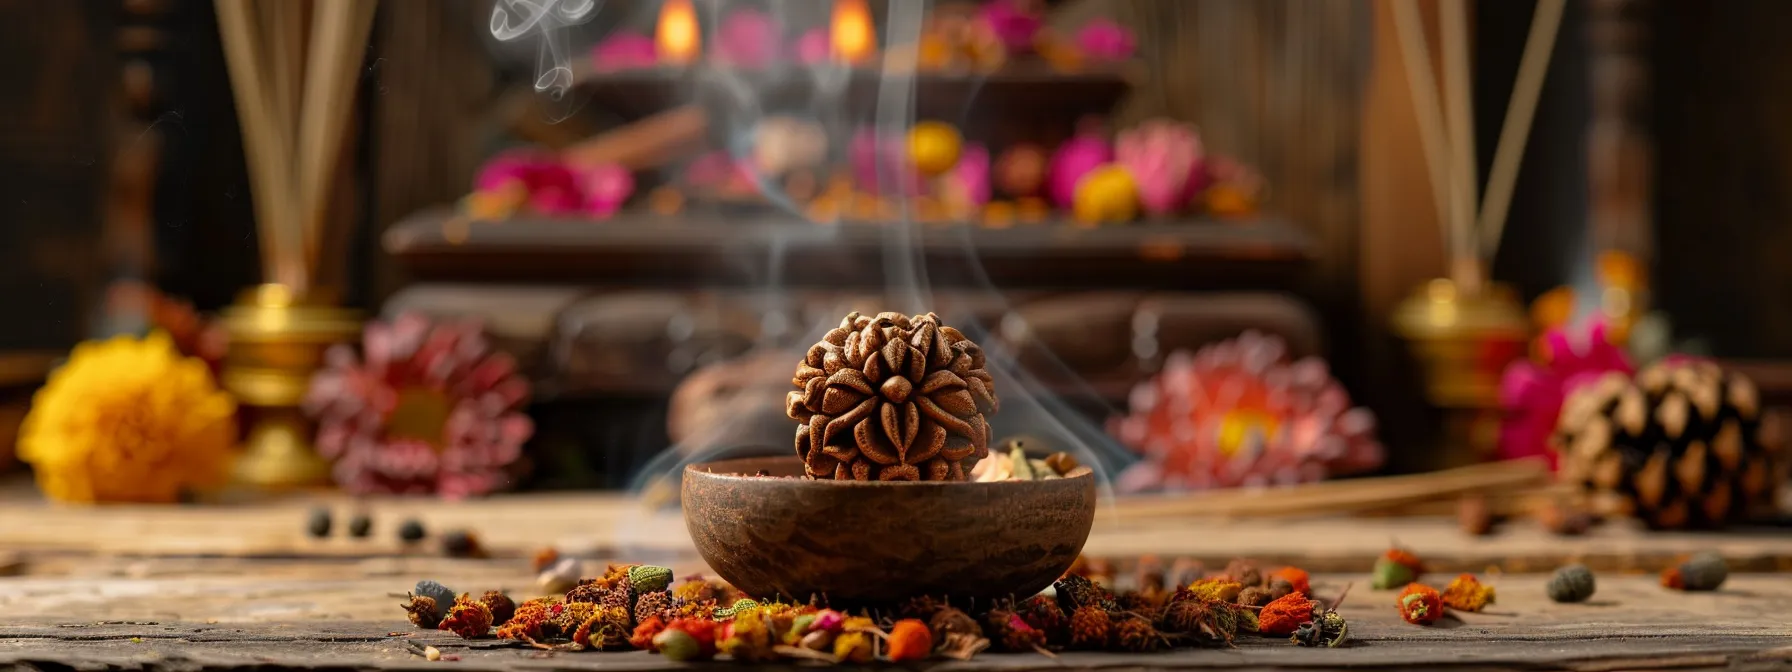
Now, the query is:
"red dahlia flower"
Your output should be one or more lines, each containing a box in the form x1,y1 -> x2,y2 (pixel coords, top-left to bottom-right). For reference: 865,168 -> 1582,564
305,313 -> 532,499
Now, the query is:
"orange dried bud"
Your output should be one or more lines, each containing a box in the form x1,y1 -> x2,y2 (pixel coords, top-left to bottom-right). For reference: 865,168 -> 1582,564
885,619 -> 934,662
1258,592 -> 1318,636
438,594 -> 493,639
1269,567 -> 1311,596
1397,583 -> 1443,625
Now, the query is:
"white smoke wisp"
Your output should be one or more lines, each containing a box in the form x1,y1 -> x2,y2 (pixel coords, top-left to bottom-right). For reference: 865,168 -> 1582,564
490,0 -> 599,100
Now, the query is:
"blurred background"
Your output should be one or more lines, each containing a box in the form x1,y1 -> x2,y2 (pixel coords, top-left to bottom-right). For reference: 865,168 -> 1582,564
0,0 -> 1784,529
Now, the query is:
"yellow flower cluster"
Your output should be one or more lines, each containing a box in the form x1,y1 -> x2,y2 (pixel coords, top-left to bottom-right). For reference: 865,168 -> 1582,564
19,331 -> 236,503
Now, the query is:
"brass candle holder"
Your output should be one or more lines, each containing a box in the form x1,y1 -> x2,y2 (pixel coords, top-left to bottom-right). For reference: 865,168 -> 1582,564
1392,278 -> 1529,466
219,284 -> 362,489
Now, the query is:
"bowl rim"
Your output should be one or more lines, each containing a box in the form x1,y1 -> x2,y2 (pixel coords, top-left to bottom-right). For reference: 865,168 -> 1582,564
683,455 -> 1095,487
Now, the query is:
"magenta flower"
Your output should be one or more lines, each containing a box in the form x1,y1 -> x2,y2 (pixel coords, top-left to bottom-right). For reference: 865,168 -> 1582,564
575,163 -> 635,218
1498,320 -> 1634,467
978,0 -> 1044,54
591,32 -> 658,71
305,313 -> 533,499
715,8 -> 780,68
1077,19 -> 1136,62
793,27 -> 831,65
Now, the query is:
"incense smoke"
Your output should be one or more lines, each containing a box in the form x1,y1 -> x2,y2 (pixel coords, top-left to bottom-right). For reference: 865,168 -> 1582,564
490,0 -> 599,100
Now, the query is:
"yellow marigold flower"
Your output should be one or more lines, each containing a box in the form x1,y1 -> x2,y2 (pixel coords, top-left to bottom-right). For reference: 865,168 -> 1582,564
19,331 -> 236,503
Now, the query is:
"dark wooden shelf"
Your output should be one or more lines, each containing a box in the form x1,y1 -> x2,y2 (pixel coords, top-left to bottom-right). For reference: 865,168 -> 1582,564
384,209 -> 1316,290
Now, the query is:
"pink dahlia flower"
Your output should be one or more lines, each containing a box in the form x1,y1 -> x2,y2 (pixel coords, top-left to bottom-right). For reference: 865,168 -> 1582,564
1076,19 -> 1136,62
1111,331 -> 1383,493
305,313 -> 533,499
1498,320 -> 1633,467
591,32 -> 658,71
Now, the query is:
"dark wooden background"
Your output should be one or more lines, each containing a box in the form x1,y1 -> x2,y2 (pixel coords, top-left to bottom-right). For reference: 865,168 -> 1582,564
2,0 -> 1788,473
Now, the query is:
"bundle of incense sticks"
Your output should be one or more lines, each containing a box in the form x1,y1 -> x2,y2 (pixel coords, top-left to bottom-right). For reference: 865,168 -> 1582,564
215,0 -> 378,294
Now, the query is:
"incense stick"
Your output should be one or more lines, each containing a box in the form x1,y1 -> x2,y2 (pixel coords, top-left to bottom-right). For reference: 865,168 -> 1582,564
214,0 -> 307,290
1478,0 -> 1567,260
297,0 -> 378,276
1440,0 -> 1478,292
1390,0 -> 1454,270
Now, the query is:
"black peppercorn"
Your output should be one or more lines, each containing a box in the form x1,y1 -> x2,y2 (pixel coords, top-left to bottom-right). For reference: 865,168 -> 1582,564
441,530 -> 482,558
399,519 -> 427,542
347,513 -> 373,538
306,507 -> 333,538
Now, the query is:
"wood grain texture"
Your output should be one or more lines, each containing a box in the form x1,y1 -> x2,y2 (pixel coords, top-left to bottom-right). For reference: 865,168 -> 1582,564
1,572 -> 1790,670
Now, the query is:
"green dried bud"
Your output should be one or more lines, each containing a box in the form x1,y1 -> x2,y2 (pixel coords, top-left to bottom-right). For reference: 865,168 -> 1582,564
713,598 -> 760,619
654,628 -> 704,661
628,565 -> 674,594
1546,564 -> 1596,603
1372,557 -> 1416,590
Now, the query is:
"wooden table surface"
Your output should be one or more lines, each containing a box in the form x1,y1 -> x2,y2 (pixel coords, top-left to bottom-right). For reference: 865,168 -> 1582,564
4,487 -> 1792,671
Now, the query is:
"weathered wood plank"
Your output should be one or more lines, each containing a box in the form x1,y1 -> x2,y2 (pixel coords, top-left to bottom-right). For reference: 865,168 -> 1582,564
1,574 -> 1789,671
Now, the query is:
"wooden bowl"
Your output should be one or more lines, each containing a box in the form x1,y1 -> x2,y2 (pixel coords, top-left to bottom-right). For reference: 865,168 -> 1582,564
682,455 -> 1096,606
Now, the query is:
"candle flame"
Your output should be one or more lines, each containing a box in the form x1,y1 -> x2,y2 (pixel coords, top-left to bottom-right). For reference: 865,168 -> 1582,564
657,0 -> 701,65
830,0 -> 875,65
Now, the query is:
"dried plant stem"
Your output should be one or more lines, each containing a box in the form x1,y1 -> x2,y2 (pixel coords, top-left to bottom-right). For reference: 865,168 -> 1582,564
1440,0 -> 1479,293
298,0 -> 378,276
1390,0 -> 1455,280
1478,0 -> 1567,261
214,0 -> 307,290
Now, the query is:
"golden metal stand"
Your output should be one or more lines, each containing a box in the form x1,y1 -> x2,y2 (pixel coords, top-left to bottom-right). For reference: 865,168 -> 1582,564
219,284 -> 362,489
1392,278 -> 1530,466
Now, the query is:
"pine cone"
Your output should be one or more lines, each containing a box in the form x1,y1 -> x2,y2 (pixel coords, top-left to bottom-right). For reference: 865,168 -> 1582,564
787,312 -> 999,481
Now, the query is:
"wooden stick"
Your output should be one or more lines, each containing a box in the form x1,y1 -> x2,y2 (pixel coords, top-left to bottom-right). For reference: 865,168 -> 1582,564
1390,0 -> 1455,271
1478,0 -> 1567,261
1440,0 -> 1479,293
268,0 -> 304,168
297,0 -> 378,278
1110,458 -> 1550,520
560,105 -> 710,171
215,0 -> 307,290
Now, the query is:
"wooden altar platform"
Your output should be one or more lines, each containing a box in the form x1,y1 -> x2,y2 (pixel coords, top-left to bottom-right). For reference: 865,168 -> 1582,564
3,483 -> 1792,670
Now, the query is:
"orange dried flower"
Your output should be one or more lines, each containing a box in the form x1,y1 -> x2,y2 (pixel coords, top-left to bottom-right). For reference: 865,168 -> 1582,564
1660,567 -> 1685,590
630,615 -> 667,651
573,605 -> 632,650
1441,574 -> 1496,612
1397,583 -> 1443,625
439,594 -> 493,639
1386,548 -> 1423,573
1068,606 -> 1111,649
1269,567 -> 1311,596
1258,592 -> 1318,636
531,547 -> 560,573
886,619 -> 934,662
496,597 -> 560,641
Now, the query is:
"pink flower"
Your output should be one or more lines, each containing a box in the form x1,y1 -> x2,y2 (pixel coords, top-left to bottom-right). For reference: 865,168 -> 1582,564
473,150 -> 584,215
1497,320 -> 1634,466
947,144 -> 992,209
591,32 -> 658,71
305,313 -> 533,499
575,163 -> 635,218
1111,331 -> 1383,493
1117,119 -> 1204,216
850,129 -> 925,197
978,0 -> 1043,53
715,8 -> 780,68
1077,19 -> 1136,62
793,27 -> 831,65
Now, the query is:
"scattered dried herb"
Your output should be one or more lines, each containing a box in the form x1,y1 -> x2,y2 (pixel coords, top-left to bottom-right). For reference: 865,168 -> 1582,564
1441,574 -> 1495,612
1020,594 -> 1069,641
439,593 -> 494,638
1268,567 -> 1310,596
1258,592 -> 1318,636
1221,559 -> 1262,588
886,619 -> 934,662
572,606 -> 631,650
1546,564 -> 1596,603
398,519 -> 426,543
306,507 -> 332,538
1068,606 -> 1111,649
1372,548 -> 1423,590
478,591 -> 515,626
1186,578 -> 1244,603
347,512 -> 373,538
1662,552 -> 1728,591
1266,577 -> 1295,601
402,595 -> 442,629
1112,614 -> 1165,653
1397,584 -> 1442,625
1236,586 -> 1272,608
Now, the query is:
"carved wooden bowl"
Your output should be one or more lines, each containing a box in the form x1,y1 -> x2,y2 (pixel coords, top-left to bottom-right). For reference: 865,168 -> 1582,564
682,455 -> 1096,607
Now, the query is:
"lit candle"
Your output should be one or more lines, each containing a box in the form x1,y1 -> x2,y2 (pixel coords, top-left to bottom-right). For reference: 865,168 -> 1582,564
656,0 -> 701,65
830,0 -> 875,65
